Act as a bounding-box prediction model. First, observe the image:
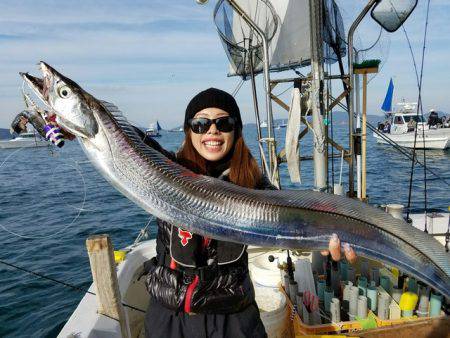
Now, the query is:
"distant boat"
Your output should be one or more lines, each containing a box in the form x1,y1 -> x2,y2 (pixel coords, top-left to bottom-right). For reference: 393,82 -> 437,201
373,80 -> 450,149
145,121 -> 162,138
260,120 -> 268,128
0,131 -> 48,149
276,119 -> 287,129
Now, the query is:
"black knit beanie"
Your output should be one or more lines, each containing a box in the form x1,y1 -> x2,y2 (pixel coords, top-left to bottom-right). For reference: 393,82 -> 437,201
184,88 -> 243,130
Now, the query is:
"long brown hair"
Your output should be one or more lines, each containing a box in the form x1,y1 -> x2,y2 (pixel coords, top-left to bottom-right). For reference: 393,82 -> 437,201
177,127 -> 262,189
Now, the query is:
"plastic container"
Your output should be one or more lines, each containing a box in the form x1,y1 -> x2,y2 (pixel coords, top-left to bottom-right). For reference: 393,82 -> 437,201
255,287 -> 289,338
249,253 -> 283,288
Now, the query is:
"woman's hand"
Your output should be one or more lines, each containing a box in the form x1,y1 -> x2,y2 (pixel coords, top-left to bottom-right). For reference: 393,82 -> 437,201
321,233 -> 357,264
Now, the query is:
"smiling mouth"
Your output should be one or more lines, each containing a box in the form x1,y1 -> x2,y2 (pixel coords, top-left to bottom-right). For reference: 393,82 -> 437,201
203,140 -> 224,151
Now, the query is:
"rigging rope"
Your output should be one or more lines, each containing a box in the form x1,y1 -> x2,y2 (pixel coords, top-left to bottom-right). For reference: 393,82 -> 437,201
232,78 -> 244,97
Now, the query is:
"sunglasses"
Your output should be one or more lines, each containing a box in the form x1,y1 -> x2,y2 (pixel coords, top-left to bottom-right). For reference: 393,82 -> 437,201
188,116 -> 236,134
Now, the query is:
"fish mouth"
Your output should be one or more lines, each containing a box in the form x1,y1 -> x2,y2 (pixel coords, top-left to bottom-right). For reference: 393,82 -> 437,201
20,61 -> 60,104
20,62 -> 76,139
20,71 -> 46,103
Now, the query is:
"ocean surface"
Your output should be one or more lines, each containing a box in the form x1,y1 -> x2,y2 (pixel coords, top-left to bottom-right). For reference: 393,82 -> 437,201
0,120 -> 449,337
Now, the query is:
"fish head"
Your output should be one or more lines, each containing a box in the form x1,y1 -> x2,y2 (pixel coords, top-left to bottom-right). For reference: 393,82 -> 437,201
20,61 -> 98,139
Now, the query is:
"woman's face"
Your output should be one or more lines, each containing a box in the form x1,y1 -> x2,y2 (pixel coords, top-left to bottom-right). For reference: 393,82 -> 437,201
190,108 -> 235,162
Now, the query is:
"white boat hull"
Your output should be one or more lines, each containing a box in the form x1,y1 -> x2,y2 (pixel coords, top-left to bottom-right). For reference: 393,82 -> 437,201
0,138 -> 48,149
373,128 -> 450,149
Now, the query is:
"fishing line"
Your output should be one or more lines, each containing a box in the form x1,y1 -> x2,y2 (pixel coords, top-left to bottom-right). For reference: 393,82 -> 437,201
0,148 -> 88,239
0,258 -> 146,314
400,0 -> 432,221
132,215 -> 155,246
50,161 -> 94,213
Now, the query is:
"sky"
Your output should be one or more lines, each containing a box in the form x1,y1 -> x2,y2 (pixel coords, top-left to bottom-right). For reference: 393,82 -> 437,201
0,0 -> 448,129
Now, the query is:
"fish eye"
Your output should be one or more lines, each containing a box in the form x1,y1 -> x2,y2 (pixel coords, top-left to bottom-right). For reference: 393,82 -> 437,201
58,85 -> 72,99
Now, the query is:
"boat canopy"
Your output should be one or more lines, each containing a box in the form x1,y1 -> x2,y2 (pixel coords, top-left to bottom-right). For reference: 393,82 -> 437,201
214,0 -> 346,78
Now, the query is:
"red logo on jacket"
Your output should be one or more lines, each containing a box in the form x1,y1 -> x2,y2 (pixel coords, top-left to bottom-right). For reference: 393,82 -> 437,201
178,228 -> 193,246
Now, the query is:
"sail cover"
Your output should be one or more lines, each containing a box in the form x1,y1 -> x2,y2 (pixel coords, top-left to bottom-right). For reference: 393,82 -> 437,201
214,0 -> 346,78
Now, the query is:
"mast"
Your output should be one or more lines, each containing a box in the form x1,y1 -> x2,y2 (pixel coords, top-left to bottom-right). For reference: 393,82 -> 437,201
355,52 -> 362,199
309,0 -> 327,191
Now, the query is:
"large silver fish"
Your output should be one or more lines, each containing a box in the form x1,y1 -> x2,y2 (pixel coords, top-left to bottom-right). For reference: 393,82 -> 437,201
21,62 -> 450,298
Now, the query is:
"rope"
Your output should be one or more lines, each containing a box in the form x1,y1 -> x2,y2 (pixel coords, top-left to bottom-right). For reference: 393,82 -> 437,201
0,258 -> 146,314
232,78 -> 244,97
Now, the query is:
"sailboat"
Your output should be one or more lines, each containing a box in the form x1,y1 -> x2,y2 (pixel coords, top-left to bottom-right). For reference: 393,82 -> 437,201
145,121 -> 161,138
373,79 -> 450,149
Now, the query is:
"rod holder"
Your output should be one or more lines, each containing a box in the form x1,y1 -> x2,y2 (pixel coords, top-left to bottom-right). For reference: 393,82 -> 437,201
429,292 -> 443,317
380,275 -> 391,294
330,298 -> 341,323
349,285 -> 359,317
417,285 -> 430,317
391,286 -> 402,304
347,266 -> 355,284
317,279 -> 326,302
357,295 -> 368,319
358,276 -> 367,296
339,261 -> 348,281
370,267 -> 380,286
367,286 -> 378,312
324,287 -> 334,312
377,293 -> 390,320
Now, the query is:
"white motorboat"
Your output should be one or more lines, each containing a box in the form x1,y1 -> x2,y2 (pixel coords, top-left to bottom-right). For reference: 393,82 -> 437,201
0,132 -> 48,149
373,102 -> 450,149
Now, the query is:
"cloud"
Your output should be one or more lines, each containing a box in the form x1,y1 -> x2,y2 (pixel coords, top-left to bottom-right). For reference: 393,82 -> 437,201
0,0 -> 449,128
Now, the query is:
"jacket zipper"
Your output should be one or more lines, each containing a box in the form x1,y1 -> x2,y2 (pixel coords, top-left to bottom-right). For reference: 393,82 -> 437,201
184,275 -> 199,313
184,237 -> 209,313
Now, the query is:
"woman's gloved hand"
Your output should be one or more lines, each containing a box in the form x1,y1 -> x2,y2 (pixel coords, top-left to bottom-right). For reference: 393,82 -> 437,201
321,233 -> 357,264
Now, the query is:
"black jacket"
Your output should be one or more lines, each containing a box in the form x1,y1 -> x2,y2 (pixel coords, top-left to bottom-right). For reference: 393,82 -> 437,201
136,128 -> 275,314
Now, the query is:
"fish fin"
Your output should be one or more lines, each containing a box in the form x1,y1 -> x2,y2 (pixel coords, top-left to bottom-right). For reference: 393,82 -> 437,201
100,100 -> 143,144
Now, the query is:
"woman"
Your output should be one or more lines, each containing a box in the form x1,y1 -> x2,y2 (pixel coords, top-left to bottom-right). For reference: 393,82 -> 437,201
142,88 -> 355,338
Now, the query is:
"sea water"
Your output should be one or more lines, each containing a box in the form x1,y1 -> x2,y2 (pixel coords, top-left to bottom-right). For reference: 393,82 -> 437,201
0,121 -> 448,337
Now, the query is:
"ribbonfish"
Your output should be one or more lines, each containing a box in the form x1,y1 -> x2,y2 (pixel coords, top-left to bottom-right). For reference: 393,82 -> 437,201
20,62 -> 450,299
